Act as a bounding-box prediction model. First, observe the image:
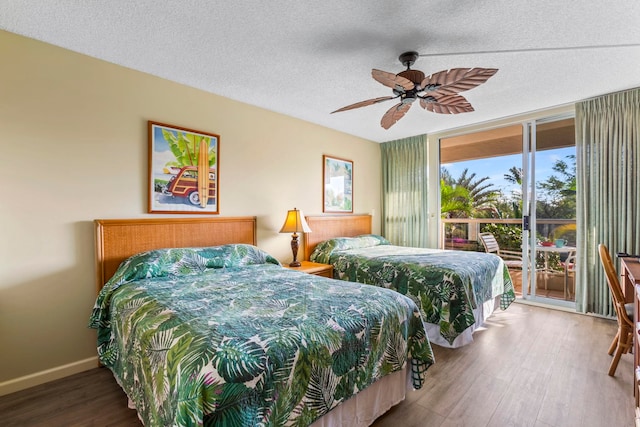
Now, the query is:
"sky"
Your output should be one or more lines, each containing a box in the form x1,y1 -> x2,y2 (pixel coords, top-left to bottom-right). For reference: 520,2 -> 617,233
442,146 -> 576,200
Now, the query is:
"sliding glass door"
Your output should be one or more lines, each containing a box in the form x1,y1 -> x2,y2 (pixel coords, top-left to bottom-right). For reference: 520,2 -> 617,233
439,115 -> 576,308
522,117 -> 576,307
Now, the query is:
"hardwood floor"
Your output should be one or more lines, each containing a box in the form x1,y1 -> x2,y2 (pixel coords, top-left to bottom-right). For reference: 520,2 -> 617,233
1,303 -> 633,427
374,302 -> 634,427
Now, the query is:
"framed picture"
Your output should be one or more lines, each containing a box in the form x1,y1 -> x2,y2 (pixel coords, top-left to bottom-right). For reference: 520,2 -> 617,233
323,155 -> 353,213
148,121 -> 220,214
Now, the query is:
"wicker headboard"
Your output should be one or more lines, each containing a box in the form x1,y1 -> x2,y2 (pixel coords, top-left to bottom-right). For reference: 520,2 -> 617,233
94,217 -> 257,292
303,215 -> 372,260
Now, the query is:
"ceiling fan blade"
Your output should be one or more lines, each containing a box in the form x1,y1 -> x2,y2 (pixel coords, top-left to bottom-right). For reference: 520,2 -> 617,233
420,94 -> 474,114
380,102 -> 412,129
331,96 -> 396,113
420,68 -> 498,95
372,69 -> 414,92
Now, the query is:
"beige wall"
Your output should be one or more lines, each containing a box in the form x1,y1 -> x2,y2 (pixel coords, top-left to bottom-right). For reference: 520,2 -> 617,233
0,31 -> 381,394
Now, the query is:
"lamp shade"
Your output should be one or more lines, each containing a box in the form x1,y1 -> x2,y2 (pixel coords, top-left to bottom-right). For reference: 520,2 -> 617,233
279,208 -> 312,234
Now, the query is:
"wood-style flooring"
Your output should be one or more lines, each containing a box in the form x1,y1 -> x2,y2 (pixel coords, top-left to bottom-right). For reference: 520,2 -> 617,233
1,302 -> 634,427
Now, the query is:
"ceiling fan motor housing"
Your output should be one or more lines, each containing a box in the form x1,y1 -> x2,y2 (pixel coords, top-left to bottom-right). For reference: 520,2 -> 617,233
398,69 -> 425,86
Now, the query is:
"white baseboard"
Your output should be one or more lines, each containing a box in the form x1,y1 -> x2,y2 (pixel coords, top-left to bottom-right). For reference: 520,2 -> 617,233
0,356 -> 99,397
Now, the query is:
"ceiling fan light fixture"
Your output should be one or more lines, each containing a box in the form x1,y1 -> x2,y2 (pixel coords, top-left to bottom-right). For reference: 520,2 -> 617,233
401,94 -> 416,104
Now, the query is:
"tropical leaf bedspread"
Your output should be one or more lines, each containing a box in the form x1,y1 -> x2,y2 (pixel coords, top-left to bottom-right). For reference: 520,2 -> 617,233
310,235 -> 516,345
89,244 -> 434,427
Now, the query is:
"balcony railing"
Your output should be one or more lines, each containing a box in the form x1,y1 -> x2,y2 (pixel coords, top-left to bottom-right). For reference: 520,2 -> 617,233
441,218 -> 576,252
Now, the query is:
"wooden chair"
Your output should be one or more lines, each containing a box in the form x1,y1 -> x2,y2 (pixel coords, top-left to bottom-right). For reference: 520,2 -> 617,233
479,232 -> 524,269
598,243 -> 634,376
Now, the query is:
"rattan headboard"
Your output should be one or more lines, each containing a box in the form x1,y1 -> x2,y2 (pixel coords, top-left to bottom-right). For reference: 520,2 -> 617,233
303,215 -> 372,260
94,217 -> 257,292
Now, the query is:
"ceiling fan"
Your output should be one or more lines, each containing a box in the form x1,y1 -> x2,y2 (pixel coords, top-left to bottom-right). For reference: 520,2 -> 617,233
331,51 -> 498,129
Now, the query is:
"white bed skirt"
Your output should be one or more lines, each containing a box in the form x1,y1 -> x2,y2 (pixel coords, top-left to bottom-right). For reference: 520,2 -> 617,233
425,295 -> 499,348
309,365 -> 410,427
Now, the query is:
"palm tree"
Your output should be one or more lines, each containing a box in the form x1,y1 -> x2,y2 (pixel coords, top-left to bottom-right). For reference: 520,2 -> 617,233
440,179 -> 472,218
441,168 -> 500,218
504,166 -> 523,185
503,166 -> 523,218
537,155 -> 576,219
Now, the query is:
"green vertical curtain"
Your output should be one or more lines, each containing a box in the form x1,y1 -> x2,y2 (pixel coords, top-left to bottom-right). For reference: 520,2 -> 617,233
575,88 -> 640,315
380,135 -> 429,247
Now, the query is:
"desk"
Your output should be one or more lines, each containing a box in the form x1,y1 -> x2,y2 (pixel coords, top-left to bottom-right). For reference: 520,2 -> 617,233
623,258 -> 640,409
620,257 -> 640,303
536,245 -> 577,298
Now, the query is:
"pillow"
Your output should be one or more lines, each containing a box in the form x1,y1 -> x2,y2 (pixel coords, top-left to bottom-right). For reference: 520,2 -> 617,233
310,234 -> 390,263
355,234 -> 391,246
108,244 -> 280,287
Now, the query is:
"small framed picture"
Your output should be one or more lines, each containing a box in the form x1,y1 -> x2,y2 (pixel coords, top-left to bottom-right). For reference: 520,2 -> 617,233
323,155 -> 353,213
148,121 -> 219,214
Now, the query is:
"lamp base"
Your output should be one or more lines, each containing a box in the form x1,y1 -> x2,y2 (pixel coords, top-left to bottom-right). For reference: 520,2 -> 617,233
288,232 -> 301,268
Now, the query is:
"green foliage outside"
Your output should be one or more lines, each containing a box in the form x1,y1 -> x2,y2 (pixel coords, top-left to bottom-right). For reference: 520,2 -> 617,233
441,168 -> 499,218
480,223 -> 522,251
442,153 -> 576,270
441,154 -> 576,221
440,179 -> 472,218
479,222 -> 562,269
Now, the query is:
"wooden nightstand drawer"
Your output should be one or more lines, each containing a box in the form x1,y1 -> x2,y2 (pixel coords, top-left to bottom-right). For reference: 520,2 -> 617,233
283,261 -> 333,278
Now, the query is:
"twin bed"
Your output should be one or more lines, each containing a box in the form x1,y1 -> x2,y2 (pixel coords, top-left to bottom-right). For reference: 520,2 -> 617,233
89,217 -> 434,427
303,215 -> 516,348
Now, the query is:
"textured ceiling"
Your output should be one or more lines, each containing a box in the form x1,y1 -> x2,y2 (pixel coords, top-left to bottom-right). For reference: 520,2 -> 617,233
2,1 -> 639,142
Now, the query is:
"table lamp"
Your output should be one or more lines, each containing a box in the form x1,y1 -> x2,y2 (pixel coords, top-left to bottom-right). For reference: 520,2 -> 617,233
279,208 -> 312,267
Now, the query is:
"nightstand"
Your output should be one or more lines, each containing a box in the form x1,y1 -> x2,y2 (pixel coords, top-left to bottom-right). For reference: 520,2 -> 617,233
283,261 -> 333,278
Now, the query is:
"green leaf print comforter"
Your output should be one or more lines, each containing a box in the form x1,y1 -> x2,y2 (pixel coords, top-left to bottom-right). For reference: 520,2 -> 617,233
89,244 -> 434,427
310,235 -> 516,346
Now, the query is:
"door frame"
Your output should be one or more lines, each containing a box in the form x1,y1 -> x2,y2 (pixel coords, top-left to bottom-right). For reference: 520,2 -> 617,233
521,117 -> 576,309
430,107 -> 576,309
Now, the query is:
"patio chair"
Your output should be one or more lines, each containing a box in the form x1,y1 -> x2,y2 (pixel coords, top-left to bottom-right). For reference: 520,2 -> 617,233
478,232 -> 524,269
561,250 -> 576,298
598,243 -> 634,376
